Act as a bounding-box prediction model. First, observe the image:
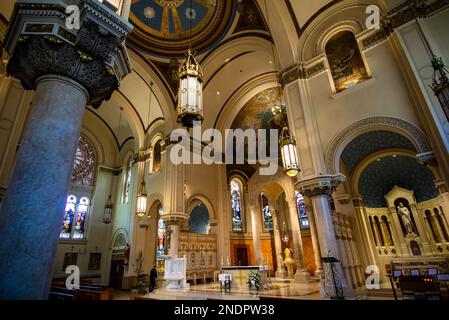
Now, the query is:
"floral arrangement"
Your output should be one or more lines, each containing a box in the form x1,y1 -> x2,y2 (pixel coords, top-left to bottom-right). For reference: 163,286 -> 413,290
247,271 -> 261,290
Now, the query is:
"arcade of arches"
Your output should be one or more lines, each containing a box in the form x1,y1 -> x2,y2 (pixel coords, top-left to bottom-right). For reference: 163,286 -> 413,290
0,0 -> 449,300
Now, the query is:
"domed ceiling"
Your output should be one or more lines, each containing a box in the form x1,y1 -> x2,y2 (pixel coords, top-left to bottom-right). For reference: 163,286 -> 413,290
129,0 -> 237,57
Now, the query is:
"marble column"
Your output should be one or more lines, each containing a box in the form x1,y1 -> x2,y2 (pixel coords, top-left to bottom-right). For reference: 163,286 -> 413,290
306,203 -> 323,277
0,76 -> 87,299
0,1 -> 132,299
169,224 -> 180,257
272,210 -> 285,278
298,175 -> 353,297
250,204 -> 263,265
286,197 -> 311,282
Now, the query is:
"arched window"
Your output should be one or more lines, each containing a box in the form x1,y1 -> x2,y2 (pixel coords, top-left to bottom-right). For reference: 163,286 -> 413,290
156,205 -> 166,260
122,157 -> 132,204
325,31 -> 369,93
261,193 -> 273,231
71,135 -> 97,186
230,179 -> 243,232
295,191 -> 310,230
60,195 -> 77,239
60,195 -> 90,240
152,140 -> 162,172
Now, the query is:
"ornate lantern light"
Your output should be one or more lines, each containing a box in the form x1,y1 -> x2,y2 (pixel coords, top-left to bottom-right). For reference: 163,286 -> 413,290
279,124 -> 300,177
431,57 -> 449,120
136,180 -> 148,217
263,0 -> 300,177
103,195 -> 113,224
103,106 -> 123,224
135,82 -> 155,218
177,49 -> 204,128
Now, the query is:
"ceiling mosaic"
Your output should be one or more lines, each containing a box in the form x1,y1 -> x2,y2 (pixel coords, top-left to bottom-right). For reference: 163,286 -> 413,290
129,0 -> 237,57
359,155 -> 438,208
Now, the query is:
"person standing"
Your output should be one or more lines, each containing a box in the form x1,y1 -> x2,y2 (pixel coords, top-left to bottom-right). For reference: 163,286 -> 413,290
150,265 -> 158,293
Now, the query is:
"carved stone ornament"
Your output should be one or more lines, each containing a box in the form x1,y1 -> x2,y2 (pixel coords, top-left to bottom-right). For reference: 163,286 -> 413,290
4,0 -> 133,108
296,174 -> 346,198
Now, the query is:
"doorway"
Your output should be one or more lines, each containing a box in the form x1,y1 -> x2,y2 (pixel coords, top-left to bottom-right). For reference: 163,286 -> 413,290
236,247 -> 249,266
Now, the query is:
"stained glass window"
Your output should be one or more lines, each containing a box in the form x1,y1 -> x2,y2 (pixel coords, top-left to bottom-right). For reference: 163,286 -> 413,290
261,193 -> 273,231
60,195 -> 90,240
230,179 -> 243,232
156,206 -> 166,260
60,195 -> 77,239
295,191 -> 310,230
123,157 -> 132,204
71,135 -> 97,187
73,197 -> 89,239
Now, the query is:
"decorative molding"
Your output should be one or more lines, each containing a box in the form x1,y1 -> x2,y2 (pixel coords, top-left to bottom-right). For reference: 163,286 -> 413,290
279,0 -> 449,87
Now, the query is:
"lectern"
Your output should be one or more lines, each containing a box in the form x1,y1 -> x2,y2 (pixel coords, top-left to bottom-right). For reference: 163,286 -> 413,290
321,257 -> 344,300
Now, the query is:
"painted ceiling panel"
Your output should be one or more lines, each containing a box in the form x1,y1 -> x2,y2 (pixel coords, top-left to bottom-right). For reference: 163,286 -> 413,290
341,131 -> 416,174
359,155 -> 438,208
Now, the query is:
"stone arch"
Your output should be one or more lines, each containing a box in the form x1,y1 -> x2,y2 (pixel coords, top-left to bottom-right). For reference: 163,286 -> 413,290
111,228 -> 129,249
185,194 -> 216,221
325,117 -> 432,175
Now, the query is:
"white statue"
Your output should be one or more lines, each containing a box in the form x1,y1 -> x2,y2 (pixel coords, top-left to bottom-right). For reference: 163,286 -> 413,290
397,202 -> 415,235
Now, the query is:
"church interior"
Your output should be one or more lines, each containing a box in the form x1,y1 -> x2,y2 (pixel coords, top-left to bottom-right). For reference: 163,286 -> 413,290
0,0 -> 449,301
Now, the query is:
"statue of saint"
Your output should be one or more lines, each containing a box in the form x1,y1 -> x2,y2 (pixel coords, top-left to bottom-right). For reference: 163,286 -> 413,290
284,248 -> 293,262
397,202 -> 415,235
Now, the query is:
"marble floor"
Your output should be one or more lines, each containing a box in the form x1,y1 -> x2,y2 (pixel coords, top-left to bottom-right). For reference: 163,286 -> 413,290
114,278 -> 397,300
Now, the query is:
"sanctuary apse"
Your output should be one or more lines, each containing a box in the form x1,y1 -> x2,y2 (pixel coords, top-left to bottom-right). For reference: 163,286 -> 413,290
0,0 -> 449,300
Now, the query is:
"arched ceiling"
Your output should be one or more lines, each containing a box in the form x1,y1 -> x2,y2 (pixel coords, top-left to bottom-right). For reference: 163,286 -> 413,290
341,131 -> 417,175
359,155 -> 438,208
128,0 -> 237,57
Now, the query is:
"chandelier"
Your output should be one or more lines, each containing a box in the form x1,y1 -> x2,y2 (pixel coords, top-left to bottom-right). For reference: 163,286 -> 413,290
177,48 -> 204,128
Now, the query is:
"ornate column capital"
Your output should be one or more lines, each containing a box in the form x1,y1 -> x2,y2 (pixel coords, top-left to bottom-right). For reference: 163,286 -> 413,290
435,179 -> 448,194
4,0 -> 133,108
162,212 -> 189,225
296,174 -> 346,198
351,195 -> 364,207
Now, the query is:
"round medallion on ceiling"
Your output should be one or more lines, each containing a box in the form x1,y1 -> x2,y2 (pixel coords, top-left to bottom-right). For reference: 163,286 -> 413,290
128,0 -> 236,57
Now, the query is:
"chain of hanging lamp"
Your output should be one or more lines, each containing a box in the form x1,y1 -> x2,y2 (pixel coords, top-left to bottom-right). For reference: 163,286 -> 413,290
177,0 -> 204,128
103,106 -> 124,224
136,82 -> 154,218
264,0 -> 301,177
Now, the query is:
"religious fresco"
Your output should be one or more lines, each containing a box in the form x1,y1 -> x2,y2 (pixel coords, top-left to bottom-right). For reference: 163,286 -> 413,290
231,87 -> 286,131
325,31 -> 369,92
129,0 -> 237,56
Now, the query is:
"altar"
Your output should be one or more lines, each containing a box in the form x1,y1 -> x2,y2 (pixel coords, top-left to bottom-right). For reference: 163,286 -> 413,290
221,266 -> 270,290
